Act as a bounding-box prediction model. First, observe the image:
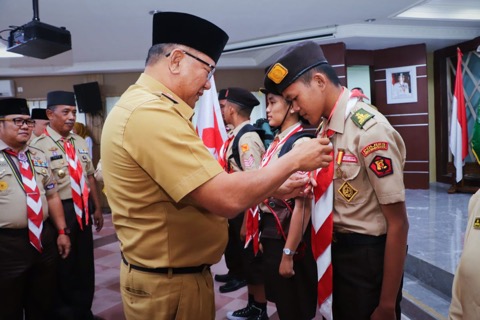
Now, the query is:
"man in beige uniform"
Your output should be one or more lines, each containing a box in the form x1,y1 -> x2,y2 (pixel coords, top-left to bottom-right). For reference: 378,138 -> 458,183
100,11 -> 333,320
264,41 -> 409,320
31,91 -> 103,320
449,189 -> 480,319
0,98 -> 70,319
218,88 -> 268,319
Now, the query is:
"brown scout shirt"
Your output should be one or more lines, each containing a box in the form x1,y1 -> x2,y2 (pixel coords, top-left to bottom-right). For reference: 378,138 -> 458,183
0,140 -> 57,228
101,73 -> 227,268
30,126 -> 94,200
225,121 -> 265,173
330,89 -> 406,236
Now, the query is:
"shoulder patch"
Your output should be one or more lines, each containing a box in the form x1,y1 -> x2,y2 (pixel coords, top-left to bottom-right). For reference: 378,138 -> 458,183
361,142 -> 389,157
351,108 -> 374,129
241,143 -> 249,153
369,155 -> 393,178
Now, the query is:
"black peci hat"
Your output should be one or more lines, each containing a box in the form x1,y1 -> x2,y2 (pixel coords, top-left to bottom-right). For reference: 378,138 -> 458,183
224,87 -> 259,109
218,89 -> 227,100
47,91 -> 76,108
264,41 -> 328,94
0,98 -> 30,116
31,108 -> 49,120
152,12 -> 229,64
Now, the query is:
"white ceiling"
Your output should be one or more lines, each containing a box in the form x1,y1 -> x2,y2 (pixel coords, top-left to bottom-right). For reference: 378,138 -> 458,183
0,0 -> 479,77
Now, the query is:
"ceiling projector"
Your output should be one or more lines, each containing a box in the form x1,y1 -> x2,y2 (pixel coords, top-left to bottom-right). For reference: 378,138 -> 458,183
7,20 -> 71,59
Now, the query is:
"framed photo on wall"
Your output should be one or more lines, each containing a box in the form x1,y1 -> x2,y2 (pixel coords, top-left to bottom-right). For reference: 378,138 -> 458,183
386,66 -> 418,104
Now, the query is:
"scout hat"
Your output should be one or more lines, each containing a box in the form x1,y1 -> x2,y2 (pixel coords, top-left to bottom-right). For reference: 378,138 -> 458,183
31,108 -> 49,120
0,98 -> 30,116
152,12 -> 229,64
47,91 -> 76,108
264,41 -> 328,94
224,87 -> 259,109
218,89 -> 227,100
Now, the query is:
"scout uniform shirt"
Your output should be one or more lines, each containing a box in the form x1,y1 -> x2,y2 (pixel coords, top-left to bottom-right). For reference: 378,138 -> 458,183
449,190 -> 480,320
329,89 -> 406,236
225,121 -> 265,173
101,73 -> 227,268
0,140 -> 57,228
30,126 -> 94,200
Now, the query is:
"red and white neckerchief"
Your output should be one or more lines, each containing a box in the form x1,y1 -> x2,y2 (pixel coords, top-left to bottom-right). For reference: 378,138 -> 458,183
245,123 -> 304,254
4,149 -> 43,252
63,137 -> 89,229
312,90 -> 360,320
218,134 -> 234,172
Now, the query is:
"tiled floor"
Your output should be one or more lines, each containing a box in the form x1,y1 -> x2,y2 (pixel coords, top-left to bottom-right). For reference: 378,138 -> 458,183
91,182 -> 473,319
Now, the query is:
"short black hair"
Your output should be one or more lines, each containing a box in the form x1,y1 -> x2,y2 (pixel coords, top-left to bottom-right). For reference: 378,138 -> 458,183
298,64 -> 341,87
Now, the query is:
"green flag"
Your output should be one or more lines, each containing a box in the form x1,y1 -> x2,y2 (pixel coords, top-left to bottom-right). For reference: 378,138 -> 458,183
471,102 -> 480,164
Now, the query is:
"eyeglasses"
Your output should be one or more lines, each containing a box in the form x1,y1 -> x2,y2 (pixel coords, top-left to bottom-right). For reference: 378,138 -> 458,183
166,50 -> 215,80
0,118 -> 36,128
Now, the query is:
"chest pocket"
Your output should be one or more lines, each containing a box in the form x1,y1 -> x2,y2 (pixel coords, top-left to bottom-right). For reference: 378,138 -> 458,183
334,163 -> 367,205
0,169 -> 15,196
49,159 -> 69,184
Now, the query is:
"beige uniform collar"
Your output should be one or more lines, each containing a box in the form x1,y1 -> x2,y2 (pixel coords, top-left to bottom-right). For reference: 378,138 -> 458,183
45,125 -> 75,142
328,87 -> 352,135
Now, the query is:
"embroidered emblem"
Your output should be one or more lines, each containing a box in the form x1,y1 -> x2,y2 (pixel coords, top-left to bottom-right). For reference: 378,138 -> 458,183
0,181 -> 8,191
474,217 -> 480,230
369,156 -> 393,178
268,63 -> 288,84
361,142 -> 389,157
241,144 -> 249,153
50,155 -> 63,161
351,108 -> 374,128
79,149 -> 89,154
338,181 -> 358,202
48,147 -> 58,151
243,154 -> 255,168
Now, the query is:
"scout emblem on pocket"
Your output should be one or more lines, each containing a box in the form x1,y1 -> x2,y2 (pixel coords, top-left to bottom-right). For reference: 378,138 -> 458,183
338,181 -> 358,202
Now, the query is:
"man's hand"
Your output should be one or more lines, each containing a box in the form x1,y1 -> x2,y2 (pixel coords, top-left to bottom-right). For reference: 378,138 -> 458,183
93,209 -> 104,232
274,172 -> 309,199
288,137 -> 333,172
57,234 -> 71,259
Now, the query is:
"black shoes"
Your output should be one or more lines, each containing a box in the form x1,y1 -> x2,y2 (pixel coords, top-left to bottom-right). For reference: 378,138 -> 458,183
214,273 -> 233,283
226,304 -> 268,320
219,278 -> 247,293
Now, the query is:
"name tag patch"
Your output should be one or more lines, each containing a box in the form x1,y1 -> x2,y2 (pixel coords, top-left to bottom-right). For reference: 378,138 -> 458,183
361,142 -> 389,157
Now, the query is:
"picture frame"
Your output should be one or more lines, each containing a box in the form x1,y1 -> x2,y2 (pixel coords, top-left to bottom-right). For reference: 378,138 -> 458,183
385,66 -> 418,104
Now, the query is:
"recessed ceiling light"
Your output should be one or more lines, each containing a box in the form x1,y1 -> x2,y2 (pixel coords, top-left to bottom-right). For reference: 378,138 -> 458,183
365,18 -> 376,23
149,10 -> 161,15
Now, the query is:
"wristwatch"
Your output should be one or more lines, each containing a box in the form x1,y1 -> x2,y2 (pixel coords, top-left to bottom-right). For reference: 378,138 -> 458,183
58,227 -> 71,236
283,248 -> 296,256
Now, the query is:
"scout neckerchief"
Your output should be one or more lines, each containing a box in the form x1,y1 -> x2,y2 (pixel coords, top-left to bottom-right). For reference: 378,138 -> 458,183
312,89 -> 359,320
218,134 -> 234,172
245,123 -> 304,255
2,148 -> 43,252
44,129 -> 89,229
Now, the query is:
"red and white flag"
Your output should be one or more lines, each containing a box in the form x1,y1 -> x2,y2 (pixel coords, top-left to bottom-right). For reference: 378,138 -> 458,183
449,48 -> 468,182
195,75 -> 228,159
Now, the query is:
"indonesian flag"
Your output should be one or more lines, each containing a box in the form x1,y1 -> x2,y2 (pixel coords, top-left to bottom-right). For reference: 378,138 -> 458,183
195,76 -> 228,159
449,48 -> 468,183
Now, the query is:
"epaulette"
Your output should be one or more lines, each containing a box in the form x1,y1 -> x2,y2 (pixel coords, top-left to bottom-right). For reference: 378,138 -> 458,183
161,92 -> 178,104
351,108 -> 375,129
